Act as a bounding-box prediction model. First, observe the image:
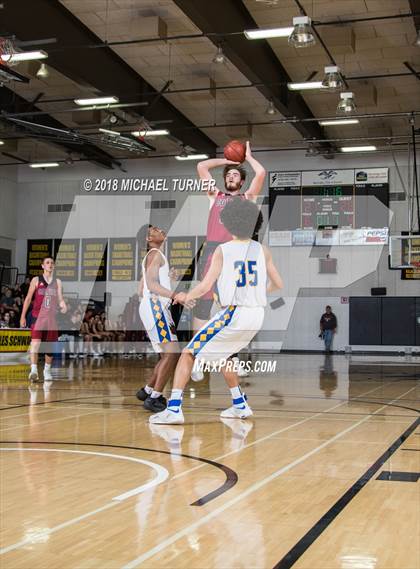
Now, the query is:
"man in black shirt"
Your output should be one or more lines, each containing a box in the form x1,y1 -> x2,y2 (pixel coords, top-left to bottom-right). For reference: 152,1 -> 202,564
320,305 -> 337,353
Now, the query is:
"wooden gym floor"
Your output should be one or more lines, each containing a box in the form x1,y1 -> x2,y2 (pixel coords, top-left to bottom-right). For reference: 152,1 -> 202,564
0,353 -> 419,569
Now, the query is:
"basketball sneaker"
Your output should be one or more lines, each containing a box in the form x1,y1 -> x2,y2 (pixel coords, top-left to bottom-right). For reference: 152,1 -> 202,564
136,387 -> 149,401
149,408 -> 184,424
190,369 -> 204,382
144,395 -> 167,413
43,368 -> 53,381
28,369 -> 40,382
220,403 -> 253,419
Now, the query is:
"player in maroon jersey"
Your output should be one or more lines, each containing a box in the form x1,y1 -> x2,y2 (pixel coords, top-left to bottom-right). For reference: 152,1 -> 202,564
20,257 -> 67,382
192,141 -> 266,380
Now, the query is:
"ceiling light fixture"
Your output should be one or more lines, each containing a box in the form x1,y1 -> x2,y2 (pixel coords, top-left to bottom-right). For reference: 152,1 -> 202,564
244,26 -> 294,40
288,16 -> 316,48
0,140 -> 4,145
413,29 -> 420,47
175,153 -> 209,161
212,45 -> 226,64
340,146 -> 376,152
1,50 -> 48,63
74,96 -> 119,106
36,63 -> 49,79
29,162 -> 59,168
319,118 -> 359,126
321,65 -> 344,91
132,129 -> 170,137
265,100 -> 277,115
337,92 -> 356,114
99,128 -> 120,136
108,113 -> 119,124
287,81 -> 323,90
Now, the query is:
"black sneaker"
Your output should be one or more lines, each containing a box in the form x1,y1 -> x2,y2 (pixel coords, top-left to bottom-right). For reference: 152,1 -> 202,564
144,395 -> 167,413
136,387 -> 149,401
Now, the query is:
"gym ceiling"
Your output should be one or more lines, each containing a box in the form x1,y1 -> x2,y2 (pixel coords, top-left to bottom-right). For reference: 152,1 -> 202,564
0,0 -> 419,169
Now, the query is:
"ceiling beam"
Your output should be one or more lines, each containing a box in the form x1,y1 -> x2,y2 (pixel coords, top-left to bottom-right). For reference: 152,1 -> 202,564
173,0 -> 327,142
0,0 -> 216,156
0,87 -> 117,169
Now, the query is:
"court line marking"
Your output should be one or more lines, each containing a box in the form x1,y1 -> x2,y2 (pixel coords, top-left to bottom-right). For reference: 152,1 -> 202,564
171,382 -> 392,482
0,448 -> 169,555
273,415 -> 420,569
0,405 -> 124,420
0,382 -> 407,557
0,411 -> 104,432
121,386 -> 416,569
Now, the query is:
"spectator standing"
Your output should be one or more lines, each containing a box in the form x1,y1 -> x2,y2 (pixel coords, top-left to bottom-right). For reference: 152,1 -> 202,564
320,305 -> 337,353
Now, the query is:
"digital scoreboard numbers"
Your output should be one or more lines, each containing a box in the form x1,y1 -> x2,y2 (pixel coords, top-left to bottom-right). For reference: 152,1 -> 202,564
301,186 -> 354,229
268,168 -> 389,241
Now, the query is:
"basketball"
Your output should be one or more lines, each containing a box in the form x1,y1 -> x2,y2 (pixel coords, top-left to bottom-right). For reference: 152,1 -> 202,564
224,140 -> 246,163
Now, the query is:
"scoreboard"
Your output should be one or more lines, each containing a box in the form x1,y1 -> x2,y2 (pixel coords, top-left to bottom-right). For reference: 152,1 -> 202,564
269,168 -> 389,235
301,187 -> 354,229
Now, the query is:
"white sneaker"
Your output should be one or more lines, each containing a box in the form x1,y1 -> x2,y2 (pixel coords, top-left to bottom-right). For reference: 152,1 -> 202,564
28,369 -> 39,382
220,404 -> 253,419
191,369 -> 204,382
149,408 -> 184,424
43,368 -> 53,381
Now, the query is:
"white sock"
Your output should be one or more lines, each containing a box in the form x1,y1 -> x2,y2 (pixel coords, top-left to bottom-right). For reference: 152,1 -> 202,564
167,389 -> 183,412
144,385 -> 153,395
44,363 -> 51,371
230,386 -> 243,400
151,390 -> 162,399
31,364 -> 37,373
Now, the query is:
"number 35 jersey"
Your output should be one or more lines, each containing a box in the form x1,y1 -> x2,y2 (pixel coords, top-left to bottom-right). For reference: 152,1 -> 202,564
218,240 -> 267,307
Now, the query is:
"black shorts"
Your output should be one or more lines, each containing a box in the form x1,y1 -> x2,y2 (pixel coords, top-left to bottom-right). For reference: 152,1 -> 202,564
193,298 -> 214,321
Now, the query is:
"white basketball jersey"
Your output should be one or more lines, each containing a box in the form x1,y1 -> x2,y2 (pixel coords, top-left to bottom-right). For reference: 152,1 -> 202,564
218,240 -> 267,307
142,248 -> 171,306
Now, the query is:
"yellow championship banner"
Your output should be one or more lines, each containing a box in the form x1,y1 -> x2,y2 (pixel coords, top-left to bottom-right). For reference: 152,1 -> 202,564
0,330 -> 31,352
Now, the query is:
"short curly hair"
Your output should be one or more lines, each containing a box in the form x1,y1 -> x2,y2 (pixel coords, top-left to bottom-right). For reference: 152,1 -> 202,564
220,198 -> 263,239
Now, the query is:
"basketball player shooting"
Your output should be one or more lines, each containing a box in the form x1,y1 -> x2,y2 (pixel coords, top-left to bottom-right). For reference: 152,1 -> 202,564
193,140 -> 266,380
149,199 -> 283,425
20,257 -> 67,382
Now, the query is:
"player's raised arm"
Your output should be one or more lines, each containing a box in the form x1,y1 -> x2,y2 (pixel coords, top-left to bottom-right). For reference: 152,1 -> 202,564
263,246 -> 284,293
144,250 -> 174,300
244,141 -> 266,202
20,277 -> 38,328
184,246 -> 223,301
197,158 -> 237,199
